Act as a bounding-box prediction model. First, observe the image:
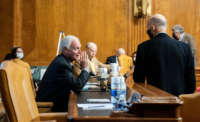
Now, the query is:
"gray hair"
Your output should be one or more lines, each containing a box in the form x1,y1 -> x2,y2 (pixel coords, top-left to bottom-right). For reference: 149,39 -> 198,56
118,48 -> 125,55
86,42 -> 97,50
60,35 -> 80,52
172,24 -> 184,33
148,14 -> 167,32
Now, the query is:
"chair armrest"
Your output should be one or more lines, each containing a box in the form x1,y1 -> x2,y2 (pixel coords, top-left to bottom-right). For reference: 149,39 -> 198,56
32,116 -> 56,122
32,117 -> 56,122
39,112 -> 68,122
37,102 -> 53,108
37,102 -> 53,113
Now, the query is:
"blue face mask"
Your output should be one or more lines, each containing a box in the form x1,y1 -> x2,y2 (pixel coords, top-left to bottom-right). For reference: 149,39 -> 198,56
172,33 -> 179,40
146,29 -> 154,39
16,52 -> 24,59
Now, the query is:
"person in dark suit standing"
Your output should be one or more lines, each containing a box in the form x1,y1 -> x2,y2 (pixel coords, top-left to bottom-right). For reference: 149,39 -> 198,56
106,48 -> 125,64
36,35 -> 90,112
133,14 -> 196,96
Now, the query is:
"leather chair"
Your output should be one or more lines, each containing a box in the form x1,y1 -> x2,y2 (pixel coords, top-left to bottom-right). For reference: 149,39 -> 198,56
2,59 -> 53,113
0,61 -> 67,122
179,93 -> 200,122
0,99 -> 7,122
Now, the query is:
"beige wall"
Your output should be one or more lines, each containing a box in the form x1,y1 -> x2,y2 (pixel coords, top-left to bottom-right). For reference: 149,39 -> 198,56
0,0 -> 199,66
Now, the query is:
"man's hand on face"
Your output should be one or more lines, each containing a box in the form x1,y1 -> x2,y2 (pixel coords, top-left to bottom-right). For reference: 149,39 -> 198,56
80,51 -> 88,69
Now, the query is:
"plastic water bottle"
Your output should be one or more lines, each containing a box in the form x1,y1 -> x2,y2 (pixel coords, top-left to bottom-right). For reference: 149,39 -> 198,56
110,76 -> 121,111
118,76 -> 127,111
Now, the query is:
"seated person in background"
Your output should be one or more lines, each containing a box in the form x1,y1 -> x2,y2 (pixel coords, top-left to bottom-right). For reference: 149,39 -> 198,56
74,42 -> 109,76
117,48 -> 133,77
1,47 -> 32,77
106,49 -> 121,64
172,24 -> 197,66
36,35 -> 90,112
1,46 -> 25,62
86,42 -> 110,75
106,48 -> 125,64
0,46 -> 36,95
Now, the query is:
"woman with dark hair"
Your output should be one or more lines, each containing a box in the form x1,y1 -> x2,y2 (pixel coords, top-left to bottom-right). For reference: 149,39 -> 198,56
11,46 -> 24,59
1,46 -> 37,94
4,53 -> 12,60
3,47 -> 24,60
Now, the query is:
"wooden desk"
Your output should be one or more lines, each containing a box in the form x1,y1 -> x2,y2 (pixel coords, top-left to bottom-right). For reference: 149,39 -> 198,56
68,81 -> 182,122
195,67 -> 200,89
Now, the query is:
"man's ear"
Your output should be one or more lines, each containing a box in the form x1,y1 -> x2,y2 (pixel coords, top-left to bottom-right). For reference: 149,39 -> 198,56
151,24 -> 156,31
151,24 -> 157,36
176,32 -> 181,39
63,47 -> 70,55
63,47 -> 69,51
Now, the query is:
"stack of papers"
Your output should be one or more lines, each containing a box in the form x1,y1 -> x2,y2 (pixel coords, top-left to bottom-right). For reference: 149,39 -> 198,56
82,82 -> 99,91
87,99 -> 110,103
78,103 -> 113,110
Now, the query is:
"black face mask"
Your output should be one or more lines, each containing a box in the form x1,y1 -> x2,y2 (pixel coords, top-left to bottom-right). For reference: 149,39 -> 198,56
147,29 -> 154,39
172,33 -> 179,40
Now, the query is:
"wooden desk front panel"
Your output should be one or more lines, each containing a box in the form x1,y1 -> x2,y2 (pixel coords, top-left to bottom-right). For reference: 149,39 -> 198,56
195,67 -> 200,90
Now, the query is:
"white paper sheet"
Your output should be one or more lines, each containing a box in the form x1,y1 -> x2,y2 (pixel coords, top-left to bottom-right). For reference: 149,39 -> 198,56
77,103 -> 113,110
87,99 -> 110,103
86,82 -> 99,85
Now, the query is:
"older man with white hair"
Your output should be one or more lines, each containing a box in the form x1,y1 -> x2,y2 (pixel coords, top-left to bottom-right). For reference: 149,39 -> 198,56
86,42 -> 109,75
106,48 -> 125,64
36,35 -> 90,112
133,14 -> 196,96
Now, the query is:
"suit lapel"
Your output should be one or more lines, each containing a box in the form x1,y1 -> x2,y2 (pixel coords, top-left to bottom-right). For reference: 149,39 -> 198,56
61,54 -> 74,72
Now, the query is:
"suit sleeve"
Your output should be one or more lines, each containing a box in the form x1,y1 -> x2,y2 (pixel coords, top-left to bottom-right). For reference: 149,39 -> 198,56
106,57 -> 112,64
96,58 -> 110,69
133,44 -> 145,82
56,64 -> 90,93
184,44 -> 196,94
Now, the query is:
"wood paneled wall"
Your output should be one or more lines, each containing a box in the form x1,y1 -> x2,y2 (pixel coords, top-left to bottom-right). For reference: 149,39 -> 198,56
0,0 -> 200,66
0,0 -> 13,60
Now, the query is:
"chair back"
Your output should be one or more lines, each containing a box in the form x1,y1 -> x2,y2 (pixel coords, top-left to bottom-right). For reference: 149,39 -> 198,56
0,61 -> 39,122
118,54 -> 133,75
179,93 -> 200,122
12,59 -> 36,96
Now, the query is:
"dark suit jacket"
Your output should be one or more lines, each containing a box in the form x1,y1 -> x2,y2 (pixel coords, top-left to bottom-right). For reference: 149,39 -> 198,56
133,33 -> 196,96
36,54 -> 90,112
106,56 -> 117,64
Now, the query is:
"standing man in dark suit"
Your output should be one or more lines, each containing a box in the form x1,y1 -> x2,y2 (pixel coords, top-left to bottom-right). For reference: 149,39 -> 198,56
36,35 -> 90,112
133,14 -> 196,96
